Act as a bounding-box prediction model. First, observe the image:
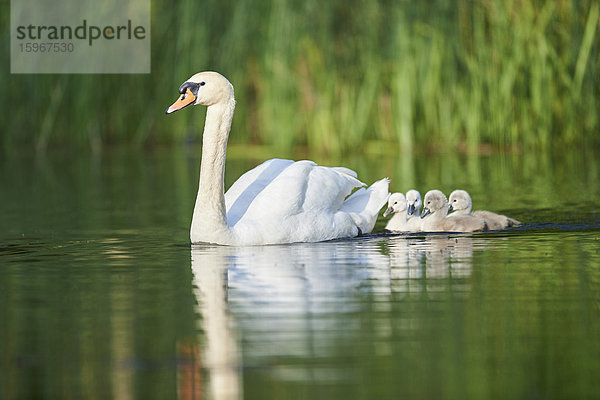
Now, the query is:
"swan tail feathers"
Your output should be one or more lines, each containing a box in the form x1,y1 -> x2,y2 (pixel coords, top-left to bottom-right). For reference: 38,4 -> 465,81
364,177 -> 391,216
331,166 -> 358,178
341,178 -> 390,233
507,217 -> 521,226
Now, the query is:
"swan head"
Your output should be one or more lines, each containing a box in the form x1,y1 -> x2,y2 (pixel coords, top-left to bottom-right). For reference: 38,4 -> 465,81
166,71 -> 235,114
448,189 -> 472,213
383,192 -> 407,217
421,190 -> 448,219
405,189 -> 422,216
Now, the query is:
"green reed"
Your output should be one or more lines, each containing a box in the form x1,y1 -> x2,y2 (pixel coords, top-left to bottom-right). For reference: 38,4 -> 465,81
1,0 -> 598,154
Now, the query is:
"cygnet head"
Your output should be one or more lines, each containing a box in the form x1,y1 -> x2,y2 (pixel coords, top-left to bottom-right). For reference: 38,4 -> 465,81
448,189 -> 472,213
166,71 -> 235,114
421,190 -> 448,218
406,190 -> 422,216
383,192 -> 407,217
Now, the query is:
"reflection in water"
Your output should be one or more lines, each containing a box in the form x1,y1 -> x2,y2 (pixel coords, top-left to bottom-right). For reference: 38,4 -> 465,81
2,147 -> 599,399
189,233 -> 488,397
388,234 -> 479,294
190,247 -> 243,400
110,267 -> 134,400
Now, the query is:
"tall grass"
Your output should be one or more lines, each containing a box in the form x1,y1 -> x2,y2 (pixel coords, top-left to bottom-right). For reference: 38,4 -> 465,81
1,0 -> 598,154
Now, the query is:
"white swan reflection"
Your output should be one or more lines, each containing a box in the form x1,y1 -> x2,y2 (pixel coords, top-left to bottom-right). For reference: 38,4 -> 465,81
187,233 -> 488,398
188,246 -> 244,400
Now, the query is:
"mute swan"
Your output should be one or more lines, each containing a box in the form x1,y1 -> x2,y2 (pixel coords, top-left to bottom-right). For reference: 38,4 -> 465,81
166,71 -> 390,245
421,190 -> 487,233
383,192 -> 422,232
448,189 -> 520,230
406,189 -> 422,217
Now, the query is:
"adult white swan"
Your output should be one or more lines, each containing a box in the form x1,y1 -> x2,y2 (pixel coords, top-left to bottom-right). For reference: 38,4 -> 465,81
166,71 -> 390,245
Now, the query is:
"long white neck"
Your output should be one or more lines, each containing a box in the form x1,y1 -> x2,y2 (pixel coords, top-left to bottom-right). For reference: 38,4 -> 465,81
191,99 -> 236,243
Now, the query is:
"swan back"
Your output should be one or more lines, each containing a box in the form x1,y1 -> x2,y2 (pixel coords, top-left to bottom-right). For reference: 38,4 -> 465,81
223,159 -> 388,244
472,210 -> 521,229
225,159 -> 297,226
442,214 -> 487,232
226,159 -> 364,224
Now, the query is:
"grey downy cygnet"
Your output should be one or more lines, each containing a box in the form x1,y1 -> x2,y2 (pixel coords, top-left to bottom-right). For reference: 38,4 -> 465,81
421,190 -> 487,233
448,189 -> 520,230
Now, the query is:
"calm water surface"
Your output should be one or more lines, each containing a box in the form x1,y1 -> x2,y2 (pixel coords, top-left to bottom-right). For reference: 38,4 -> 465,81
1,147 -> 600,400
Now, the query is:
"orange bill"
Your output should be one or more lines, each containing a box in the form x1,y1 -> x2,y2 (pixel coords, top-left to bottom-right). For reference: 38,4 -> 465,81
165,88 -> 196,114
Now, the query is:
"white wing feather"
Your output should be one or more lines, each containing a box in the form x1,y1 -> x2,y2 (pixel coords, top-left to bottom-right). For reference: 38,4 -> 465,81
221,159 -> 389,244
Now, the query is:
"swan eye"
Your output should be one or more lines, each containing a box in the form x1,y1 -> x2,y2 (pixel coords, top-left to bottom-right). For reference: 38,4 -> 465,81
200,82 -> 206,86
393,201 -> 397,205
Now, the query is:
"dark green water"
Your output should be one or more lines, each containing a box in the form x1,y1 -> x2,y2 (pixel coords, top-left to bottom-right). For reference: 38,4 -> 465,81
1,147 -> 599,400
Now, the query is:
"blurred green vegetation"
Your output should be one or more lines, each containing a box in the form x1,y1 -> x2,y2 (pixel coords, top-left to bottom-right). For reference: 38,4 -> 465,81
1,0 -> 599,154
